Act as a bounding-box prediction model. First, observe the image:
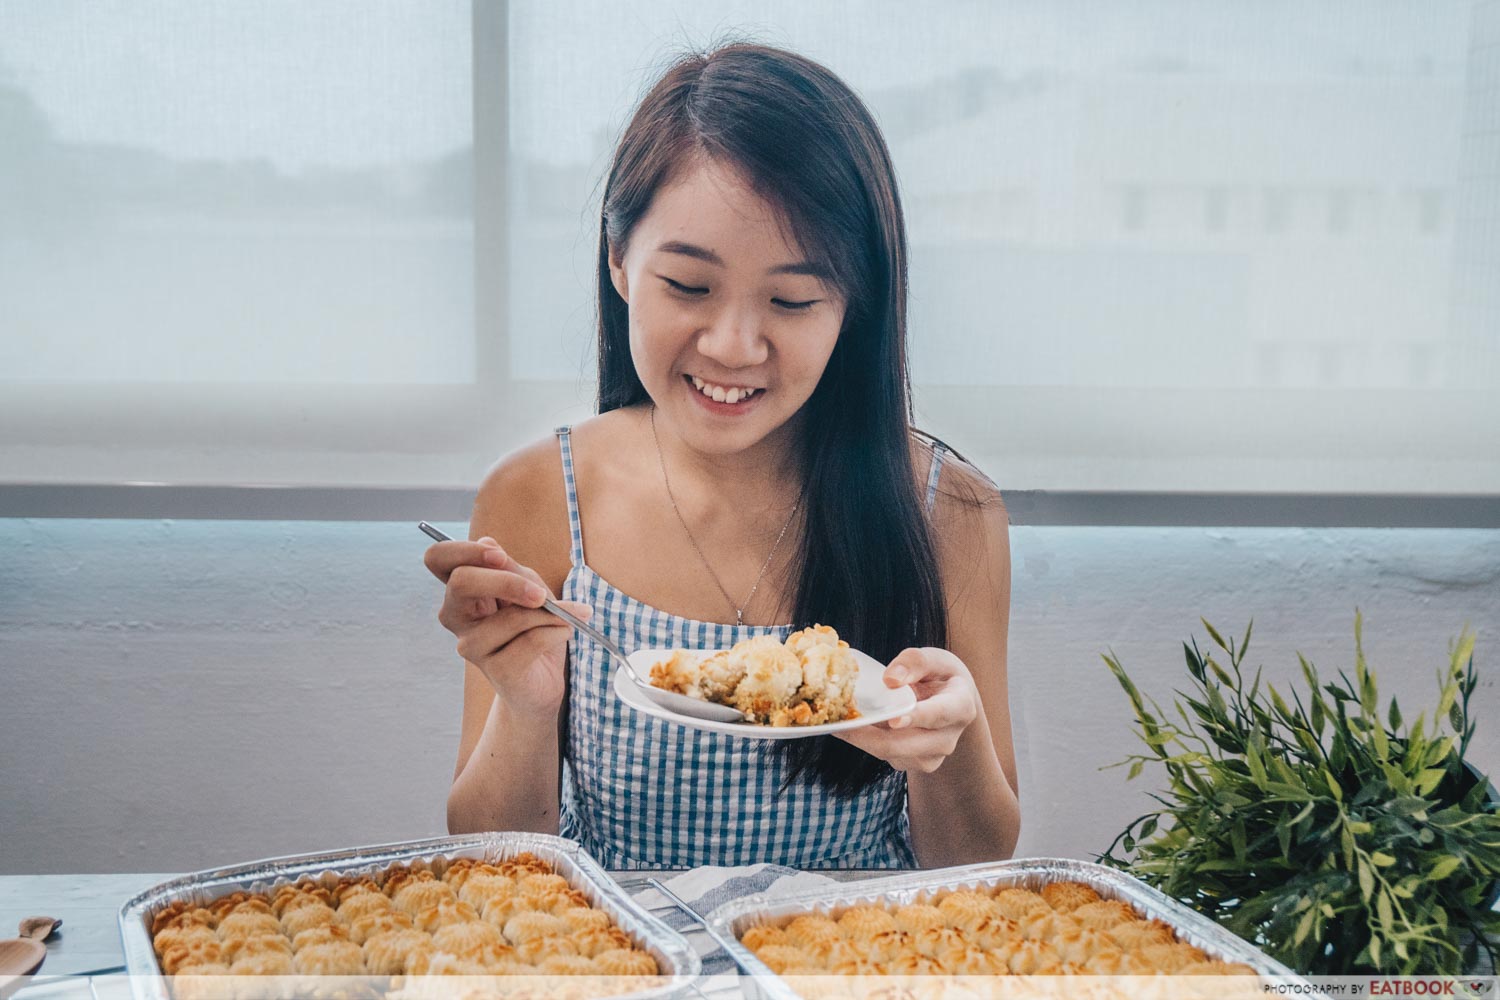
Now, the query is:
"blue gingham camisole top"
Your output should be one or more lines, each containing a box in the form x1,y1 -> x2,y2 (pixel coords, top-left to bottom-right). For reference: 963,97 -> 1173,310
553,426 -> 948,870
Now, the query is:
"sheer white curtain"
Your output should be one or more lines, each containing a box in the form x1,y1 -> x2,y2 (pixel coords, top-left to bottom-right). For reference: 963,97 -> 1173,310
2,1 -> 1496,494
0,0 -> 489,489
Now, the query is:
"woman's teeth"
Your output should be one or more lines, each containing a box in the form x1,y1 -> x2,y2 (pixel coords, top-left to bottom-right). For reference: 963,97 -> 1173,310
690,376 -> 760,405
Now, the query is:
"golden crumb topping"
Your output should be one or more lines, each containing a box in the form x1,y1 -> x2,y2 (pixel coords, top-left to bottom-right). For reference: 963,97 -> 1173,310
279,903 -> 337,939
1043,880 -> 1102,912
737,881 -> 1261,979
361,927 -> 431,976
146,852 -> 659,984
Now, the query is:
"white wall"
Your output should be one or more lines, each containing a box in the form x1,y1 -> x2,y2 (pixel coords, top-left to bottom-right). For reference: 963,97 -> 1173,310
1,517 -> 1496,873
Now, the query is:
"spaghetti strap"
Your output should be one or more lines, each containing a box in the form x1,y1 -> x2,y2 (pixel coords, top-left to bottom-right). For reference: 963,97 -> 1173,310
924,441 -> 947,513
555,426 -> 586,567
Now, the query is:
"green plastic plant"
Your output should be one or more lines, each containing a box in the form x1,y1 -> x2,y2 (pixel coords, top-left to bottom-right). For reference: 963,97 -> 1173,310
1100,613 -> 1500,975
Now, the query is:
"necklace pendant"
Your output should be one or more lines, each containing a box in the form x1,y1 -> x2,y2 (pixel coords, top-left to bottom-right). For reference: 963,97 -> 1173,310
736,609 -> 744,626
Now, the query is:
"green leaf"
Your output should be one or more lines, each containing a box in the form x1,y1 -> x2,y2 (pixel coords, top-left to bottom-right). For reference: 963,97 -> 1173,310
1428,855 -> 1462,881
1270,686 -> 1295,724
1293,907 -> 1316,946
1271,756 -> 1298,786
1183,643 -> 1205,682
1437,683 -> 1458,728
1370,714 -> 1390,763
1371,851 -> 1396,867
1205,684 -> 1229,721
1416,768 -> 1447,796
1376,891 -> 1394,933
1357,859 -> 1374,901
1387,795 -> 1432,818
1201,618 -> 1229,651
1388,697 -> 1402,732
1245,746 -> 1267,789
1426,736 -> 1455,769
1265,781 -> 1312,800
1128,759 -> 1143,781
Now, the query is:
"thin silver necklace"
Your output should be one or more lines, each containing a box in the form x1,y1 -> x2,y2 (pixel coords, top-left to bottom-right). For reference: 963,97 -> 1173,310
650,405 -> 800,626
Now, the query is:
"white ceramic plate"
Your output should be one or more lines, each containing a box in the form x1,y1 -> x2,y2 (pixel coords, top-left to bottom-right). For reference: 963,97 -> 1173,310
612,647 -> 918,738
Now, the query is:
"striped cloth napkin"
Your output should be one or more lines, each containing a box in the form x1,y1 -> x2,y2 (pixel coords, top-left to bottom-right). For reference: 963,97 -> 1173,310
631,864 -> 839,975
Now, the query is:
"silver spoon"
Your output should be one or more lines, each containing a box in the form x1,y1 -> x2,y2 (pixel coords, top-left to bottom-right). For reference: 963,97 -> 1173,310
418,522 -> 746,723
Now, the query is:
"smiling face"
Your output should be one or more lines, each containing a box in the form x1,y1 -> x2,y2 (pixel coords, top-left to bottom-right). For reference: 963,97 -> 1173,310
607,157 -> 846,458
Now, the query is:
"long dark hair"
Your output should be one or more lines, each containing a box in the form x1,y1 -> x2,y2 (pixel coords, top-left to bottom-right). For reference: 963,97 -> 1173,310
596,43 -> 946,796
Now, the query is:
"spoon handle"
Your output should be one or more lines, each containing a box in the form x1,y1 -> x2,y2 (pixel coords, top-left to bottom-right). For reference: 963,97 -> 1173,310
536,596 -> 649,686
416,522 -> 648,686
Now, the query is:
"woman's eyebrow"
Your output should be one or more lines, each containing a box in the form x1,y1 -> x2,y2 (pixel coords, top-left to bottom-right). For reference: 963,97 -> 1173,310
656,240 -> 829,279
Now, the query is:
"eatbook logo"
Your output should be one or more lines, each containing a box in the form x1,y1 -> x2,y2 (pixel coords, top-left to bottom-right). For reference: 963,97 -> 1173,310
1365,980 -> 1494,997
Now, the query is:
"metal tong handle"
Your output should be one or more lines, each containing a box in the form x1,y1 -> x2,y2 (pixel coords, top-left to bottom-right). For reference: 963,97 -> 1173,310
417,522 -> 650,687
645,878 -> 758,978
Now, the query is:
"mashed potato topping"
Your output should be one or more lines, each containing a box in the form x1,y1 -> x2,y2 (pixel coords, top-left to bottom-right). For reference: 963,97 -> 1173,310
147,854 -> 661,987
738,882 -> 1261,977
648,625 -> 860,725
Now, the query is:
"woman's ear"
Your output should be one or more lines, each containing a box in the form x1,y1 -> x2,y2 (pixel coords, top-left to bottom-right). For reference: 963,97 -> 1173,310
607,245 -> 629,303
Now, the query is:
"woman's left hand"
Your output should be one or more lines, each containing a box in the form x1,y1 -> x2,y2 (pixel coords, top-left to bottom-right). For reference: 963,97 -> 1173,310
832,647 -> 982,773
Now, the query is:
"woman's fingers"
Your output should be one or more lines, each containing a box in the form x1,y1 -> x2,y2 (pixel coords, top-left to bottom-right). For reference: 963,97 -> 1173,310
833,647 -> 978,773
837,716 -> 955,756
452,600 -> 594,660
882,647 -> 959,689
833,723 -> 956,773
885,649 -> 977,723
455,606 -> 569,663
450,565 -> 546,605
894,685 -> 975,733
439,566 -> 546,631
424,537 -> 516,583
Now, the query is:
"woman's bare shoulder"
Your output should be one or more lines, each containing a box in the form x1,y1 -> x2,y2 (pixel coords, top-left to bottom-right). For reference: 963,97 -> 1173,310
937,452 -> 1006,519
909,434 -> 1006,516
911,435 -> 1009,597
471,412 -> 644,590
567,407 -> 645,451
565,407 -> 653,491
471,433 -> 571,591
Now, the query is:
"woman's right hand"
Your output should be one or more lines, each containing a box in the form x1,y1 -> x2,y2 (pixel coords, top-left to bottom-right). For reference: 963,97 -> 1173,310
424,536 -> 590,716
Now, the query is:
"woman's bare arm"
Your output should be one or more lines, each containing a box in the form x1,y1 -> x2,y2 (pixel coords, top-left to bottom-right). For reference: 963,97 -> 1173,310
903,464 -> 1021,865
445,438 -> 575,835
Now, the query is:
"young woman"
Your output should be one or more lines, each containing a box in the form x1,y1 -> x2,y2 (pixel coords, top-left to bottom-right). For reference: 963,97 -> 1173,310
425,43 -> 1019,869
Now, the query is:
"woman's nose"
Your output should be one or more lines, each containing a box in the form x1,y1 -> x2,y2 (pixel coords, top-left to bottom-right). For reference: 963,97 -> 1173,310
695,303 -> 769,368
